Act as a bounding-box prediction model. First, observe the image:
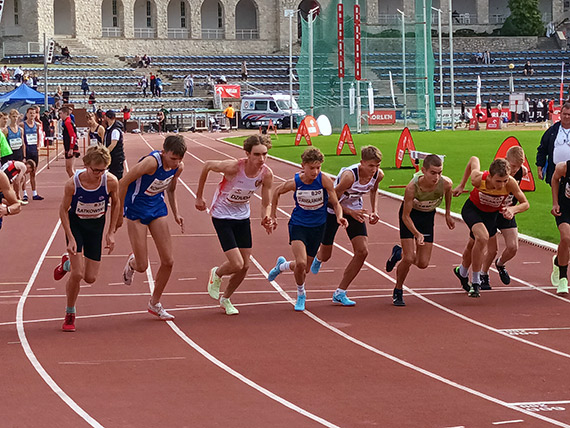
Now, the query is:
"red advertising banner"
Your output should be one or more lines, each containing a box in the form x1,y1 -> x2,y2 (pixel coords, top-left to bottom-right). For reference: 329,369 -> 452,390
294,120 -> 312,146
490,108 -> 511,121
486,117 -> 501,129
469,118 -> 479,130
494,136 -> 535,191
354,4 -> 361,81
337,124 -> 356,155
214,84 -> 241,98
368,110 -> 396,125
337,4 -> 344,78
395,127 -> 418,171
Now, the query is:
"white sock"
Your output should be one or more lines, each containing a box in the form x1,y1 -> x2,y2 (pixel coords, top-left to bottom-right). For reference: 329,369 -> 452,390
220,297 -> 228,304
482,271 -> 489,276
23,190 -> 28,197
297,284 -> 305,296
315,257 -> 321,263
459,265 -> 469,277
472,271 -> 481,284
280,261 -> 291,272
33,190 -> 38,196
334,288 -> 345,296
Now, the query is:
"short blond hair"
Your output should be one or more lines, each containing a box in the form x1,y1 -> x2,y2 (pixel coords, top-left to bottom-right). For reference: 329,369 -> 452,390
506,146 -> 524,164
301,147 -> 324,164
361,145 -> 382,162
83,145 -> 111,168
489,158 -> 510,177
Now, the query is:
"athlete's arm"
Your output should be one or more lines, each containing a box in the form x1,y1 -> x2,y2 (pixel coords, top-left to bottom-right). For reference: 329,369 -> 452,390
453,156 -> 480,196
105,174 -> 120,253
260,167 -> 274,234
368,168 -> 384,224
107,129 -> 121,153
97,125 -> 105,142
195,159 -> 238,211
166,162 -> 185,232
59,178 -> 77,255
64,118 -> 76,156
0,173 -> 20,216
269,179 -> 296,228
401,180 -> 424,245
323,174 -> 348,228
443,176 -> 455,230
20,126 -> 25,159
503,177 -> 530,219
551,162 -> 566,216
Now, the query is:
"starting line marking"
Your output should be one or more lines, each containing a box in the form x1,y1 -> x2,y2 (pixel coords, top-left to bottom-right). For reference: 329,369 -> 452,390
492,420 -> 524,425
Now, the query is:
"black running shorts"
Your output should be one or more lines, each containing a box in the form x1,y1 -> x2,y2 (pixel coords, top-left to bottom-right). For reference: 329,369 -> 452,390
321,212 -> 367,245
398,203 -> 436,243
461,198 -> 498,238
212,217 -> 252,252
288,222 -> 326,258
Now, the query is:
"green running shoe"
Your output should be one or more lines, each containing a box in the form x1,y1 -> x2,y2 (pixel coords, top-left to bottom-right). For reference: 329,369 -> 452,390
208,267 -> 222,300
551,256 -> 560,287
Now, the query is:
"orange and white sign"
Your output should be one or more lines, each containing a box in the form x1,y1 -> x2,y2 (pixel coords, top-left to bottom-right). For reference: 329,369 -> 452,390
395,127 -> 419,172
214,84 -> 241,98
337,124 -> 356,155
302,116 -> 320,137
295,120 -> 312,146
494,136 -> 535,191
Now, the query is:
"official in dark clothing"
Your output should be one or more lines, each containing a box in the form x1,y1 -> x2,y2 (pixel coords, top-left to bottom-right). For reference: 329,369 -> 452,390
537,103 -> 570,185
103,110 -> 125,180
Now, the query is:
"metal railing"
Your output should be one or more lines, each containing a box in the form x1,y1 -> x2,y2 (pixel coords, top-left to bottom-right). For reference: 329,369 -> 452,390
134,28 -> 156,38
378,14 -> 400,25
201,28 -> 225,39
168,28 -> 190,39
102,27 -> 122,37
236,29 -> 259,39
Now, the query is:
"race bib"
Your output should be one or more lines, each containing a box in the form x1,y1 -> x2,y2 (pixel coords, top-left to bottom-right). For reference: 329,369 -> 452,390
226,187 -> 254,204
10,137 -> 22,150
76,200 -> 106,219
26,134 -> 37,146
144,176 -> 174,196
90,138 -> 99,146
296,189 -> 324,210
413,196 -> 442,212
565,183 -> 570,199
478,192 -> 505,208
503,194 -> 515,207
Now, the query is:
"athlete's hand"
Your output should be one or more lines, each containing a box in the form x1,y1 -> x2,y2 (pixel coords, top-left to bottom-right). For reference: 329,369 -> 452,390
415,233 -> 425,246
338,216 -> 349,228
261,216 -> 274,234
537,166 -> 544,180
501,206 -> 514,220
67,149 -> 73,158
552,204 -> 562,216
195,197 -> 207,211
452,185 -> 464,197
175,215 -> 185,233
350,209 -> 368,223
105,232 -> 115,254
369,212 -> 379,225
445,214 -> 455,230
66,238 -> 77,256
270,216 -> 278,231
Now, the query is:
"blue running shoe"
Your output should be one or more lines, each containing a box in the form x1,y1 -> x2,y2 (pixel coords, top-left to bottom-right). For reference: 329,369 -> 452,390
310,258 -> 322,274
332,292 -> 356,306
294,293 -> 306,311
386,245 -> 402,272
268,256 -> 286,281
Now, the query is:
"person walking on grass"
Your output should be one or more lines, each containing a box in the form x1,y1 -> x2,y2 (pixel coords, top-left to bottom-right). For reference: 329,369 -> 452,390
195,135 -> 274,315
117,135 -> 186,320
310,145 -> 383,306
267,147 -> 347,311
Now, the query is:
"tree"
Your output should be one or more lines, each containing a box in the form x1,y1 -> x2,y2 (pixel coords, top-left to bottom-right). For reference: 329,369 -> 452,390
501,0 -> 544,36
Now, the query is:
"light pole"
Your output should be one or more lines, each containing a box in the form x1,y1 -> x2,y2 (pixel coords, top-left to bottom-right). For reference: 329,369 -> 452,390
448,0 -> 455,130
397,9 -> 407,127
308,6 -> 319,118
432,7 -> 443,130
285,9 -> 296,133
422,0 -> 430,130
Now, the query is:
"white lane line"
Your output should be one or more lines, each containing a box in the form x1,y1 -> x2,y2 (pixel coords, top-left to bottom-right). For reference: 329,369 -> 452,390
59,357 -> 186,365
142,252 -> 340,428
498,327 -> 570,332
249,256 -> 570,428
16,219 -> 104,428
492,420 -> 524,425
510,400 -> 570,406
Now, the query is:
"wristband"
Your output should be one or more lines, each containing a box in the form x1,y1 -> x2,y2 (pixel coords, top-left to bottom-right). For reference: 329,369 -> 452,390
6,205 -> 11,215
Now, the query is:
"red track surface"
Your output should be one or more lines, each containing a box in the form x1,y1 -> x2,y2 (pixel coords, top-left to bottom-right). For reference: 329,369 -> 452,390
2,132 -> 570,428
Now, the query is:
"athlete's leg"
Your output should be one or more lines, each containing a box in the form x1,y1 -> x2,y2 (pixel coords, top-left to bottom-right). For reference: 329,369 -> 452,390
461,237 -> 474,271
471,223 -> 489,278
291,240 -> 308,285
65,157 -> 74,178
126,219 -> 150,272
83,257 -> 101,285
316,244 -> 333,263
498,228 -> 518,265
222,248 -> 251,298
65,252 -> 84,308
414,242 -> 433,270
29,168 -> 36,192
216,247 -> 247,278
337,235 -> 368,291
148,216 -> 174,305
395,238 -> 415,289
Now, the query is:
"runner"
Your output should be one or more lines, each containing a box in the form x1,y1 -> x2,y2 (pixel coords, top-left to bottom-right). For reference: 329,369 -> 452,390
59,107 -> 80,178
87,112 -> 105,146
267,147 -> 347,311
454,146 -> 527,290
117,135 -> 186,320
452,157 -> 529,298
310,145 -> 383,306
0,112 -> 13,163
549,159 -> 570,294
1,159 -> 29,202
53,145 -> 119,332
385,154 -> 455,306
195,135 -> 274,315
22,107 -> 43,201
4,109 -> 24,165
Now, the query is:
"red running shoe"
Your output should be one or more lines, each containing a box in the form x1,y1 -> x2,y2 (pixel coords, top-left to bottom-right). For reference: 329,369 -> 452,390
54,253 -> 70,281
62,313 -> 76,332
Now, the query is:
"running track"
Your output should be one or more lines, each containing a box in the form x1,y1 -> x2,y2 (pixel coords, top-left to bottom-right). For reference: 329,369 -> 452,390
2,131 -> 570,428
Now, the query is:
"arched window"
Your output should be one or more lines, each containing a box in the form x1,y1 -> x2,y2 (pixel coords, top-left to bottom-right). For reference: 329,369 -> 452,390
201,0 -> 224,39
54,0 -> 75,36
102,0 -> 123,37
235,0 -> 258,39
168,0 -> 191,38
134,0 -> 156,38
297,0 -> 320,38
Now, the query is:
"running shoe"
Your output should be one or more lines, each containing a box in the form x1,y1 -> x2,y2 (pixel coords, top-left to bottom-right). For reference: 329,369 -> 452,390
18,199 -> 28,205
294,293 -> 306,311
386,245 -> 402,272
551,255 -> 560,287
480,273 -> 492,290
453,266 -> 471,293
54,253 -> 70,281
392,288 -> 406,307
220,298 -> 239,315
468,283 -> 481,298
123,253 -> 135,285
310,258 -> 322,274
332,291 -> 356,306
22,195 -> 28,202
557,278 -> 569,295
208,267 -> 221,300
495,259 -> 510,285
32,194 -> 44,201
148,301 -> 175,320
268,256 -> 286,281
62,312 -> 76,332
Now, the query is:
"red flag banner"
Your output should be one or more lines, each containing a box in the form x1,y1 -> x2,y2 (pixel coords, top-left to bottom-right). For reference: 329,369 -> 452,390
214,84 -> 241,98
395,127 -> 418,171
494,136 -> 535,191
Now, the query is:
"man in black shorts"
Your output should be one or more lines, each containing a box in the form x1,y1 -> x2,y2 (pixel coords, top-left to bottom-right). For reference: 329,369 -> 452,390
550,160 -> 570,295
59,107 -> 79,178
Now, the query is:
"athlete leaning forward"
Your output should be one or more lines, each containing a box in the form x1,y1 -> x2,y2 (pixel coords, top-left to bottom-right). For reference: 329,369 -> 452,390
195,135 -> 274,315
549,159 -> 570,295
453,157 -> 529,298
268,147 -> 348,311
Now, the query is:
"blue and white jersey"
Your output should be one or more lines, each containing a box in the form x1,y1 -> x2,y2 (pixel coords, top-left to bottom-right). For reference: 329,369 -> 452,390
23,122 -> 38,155
7,126 -> 23,151
70,169 -> 109,220
124,151 -> 178,213
290,172 -> 328,227
326,163 -> 378,214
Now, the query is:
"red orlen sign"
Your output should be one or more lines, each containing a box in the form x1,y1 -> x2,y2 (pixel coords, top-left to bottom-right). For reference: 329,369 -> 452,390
368,110 -> 395,125
215,84 -> 241,98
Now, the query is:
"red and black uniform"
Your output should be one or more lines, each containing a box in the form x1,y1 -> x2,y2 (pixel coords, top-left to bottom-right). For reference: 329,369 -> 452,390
62,116 -> 79,159
497,167 -> 524,230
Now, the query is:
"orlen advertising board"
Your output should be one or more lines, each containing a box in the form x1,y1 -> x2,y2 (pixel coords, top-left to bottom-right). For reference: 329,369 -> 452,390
368,110 -> 396,125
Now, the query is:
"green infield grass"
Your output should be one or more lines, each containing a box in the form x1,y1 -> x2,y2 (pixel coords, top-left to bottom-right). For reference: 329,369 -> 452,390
226,128 -> 557,244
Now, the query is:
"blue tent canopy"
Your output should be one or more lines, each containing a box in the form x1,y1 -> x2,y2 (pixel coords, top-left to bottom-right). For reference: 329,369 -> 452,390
0,84 -> 54,105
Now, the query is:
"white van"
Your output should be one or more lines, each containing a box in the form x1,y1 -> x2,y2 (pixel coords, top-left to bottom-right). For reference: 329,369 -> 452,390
240,94 -> 305,129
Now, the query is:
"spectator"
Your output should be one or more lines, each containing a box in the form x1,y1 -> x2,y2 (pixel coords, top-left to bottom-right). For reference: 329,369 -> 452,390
103,110 -> 125,180
61,46 -> 71,60
486,99 -> 492,118
31,73 -> 38,91
122,105 -> 131,130
523,61 -> 534,76
483,50 -> 491,65
223,104 -> 236,130
80,76 -> 89,96
522,98 -> 530,122
149,73 -> 156,97
1,66 -> 9,82
241,60 -> 248,80
155,76 -> 163,97
138,75 -> 148,97
476,52 -> 483,64
156,110 -> 165,133
141,54 -> 151,68
183,74 -> 194,97
532,99 -> 538,122
88,91 -> 96,112
13,66 -> 23,83
206,73 -> 215,92
542,98 -> 549,122
452,10 -> 459,23
537,99 -> 544,122
216,75 -> 227,84
460,100 -> 467,124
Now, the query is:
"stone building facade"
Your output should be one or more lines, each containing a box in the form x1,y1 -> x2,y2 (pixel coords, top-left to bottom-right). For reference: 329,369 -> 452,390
0,0 -> 564,57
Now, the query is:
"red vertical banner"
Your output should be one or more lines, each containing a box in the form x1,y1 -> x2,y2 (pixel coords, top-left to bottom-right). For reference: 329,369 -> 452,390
337,3 -> 344,78
354,4 -> 361,81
